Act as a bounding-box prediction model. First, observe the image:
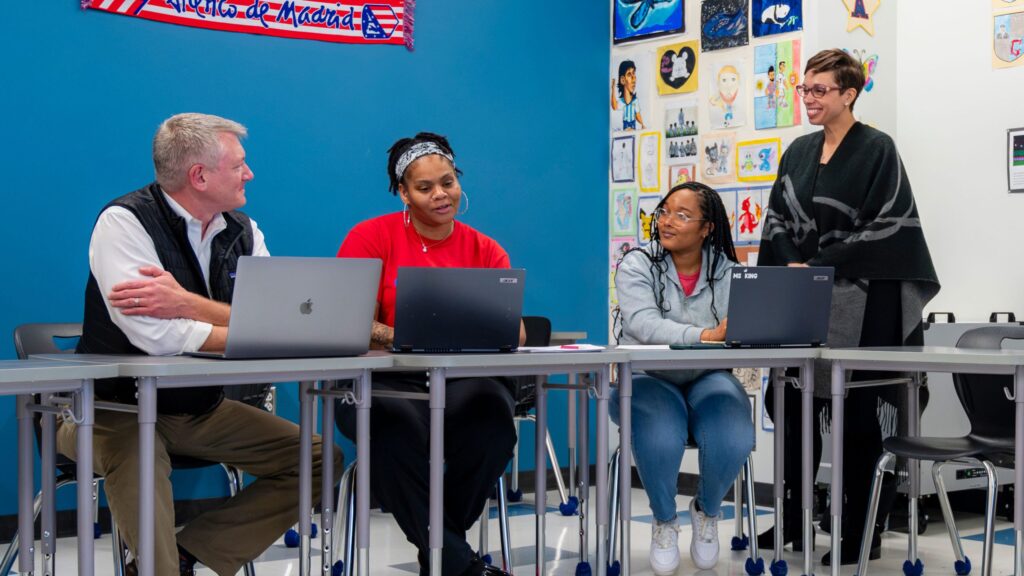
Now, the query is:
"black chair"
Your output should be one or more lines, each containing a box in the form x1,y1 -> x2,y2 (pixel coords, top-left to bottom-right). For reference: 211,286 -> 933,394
1,323 -> 265,576
856,325 -> 1019,576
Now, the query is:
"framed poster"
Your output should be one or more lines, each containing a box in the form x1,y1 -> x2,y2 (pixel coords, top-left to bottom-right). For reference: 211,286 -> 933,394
1009,127 -> 1024,192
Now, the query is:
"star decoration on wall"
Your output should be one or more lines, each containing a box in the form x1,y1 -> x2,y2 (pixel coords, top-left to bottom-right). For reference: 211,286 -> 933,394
842,0 -> 881,36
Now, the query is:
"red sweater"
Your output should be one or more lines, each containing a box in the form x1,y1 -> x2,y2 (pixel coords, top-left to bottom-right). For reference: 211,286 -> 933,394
337,212 -> 510,326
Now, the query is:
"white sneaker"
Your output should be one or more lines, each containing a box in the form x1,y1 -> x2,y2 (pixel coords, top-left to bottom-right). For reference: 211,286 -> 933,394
689,498 -> 720,569
649,516 -> 680,575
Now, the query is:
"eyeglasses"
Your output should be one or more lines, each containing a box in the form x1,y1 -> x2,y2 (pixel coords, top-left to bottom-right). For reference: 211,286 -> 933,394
654,208 -> 705,226
795,84 -> 842,98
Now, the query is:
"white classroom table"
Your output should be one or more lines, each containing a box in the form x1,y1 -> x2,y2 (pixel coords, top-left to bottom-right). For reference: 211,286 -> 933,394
388,350 -> 630,576
822,346 -> 1024,576
620,346 -> 822,576
32,353 -> 393,576
4,359 -> 117,576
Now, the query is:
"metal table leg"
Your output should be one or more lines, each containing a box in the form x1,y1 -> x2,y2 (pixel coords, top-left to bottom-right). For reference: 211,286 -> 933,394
830,363 -> 846,576
1014,366 -> 1023,576
578,378 -> 590,570
41,397 -> 55,576
618,366 -> 632,576
773,370 -> 786,568
77,380 -> 96,576
568,373 -> 577,504
356,370 -> 372,576
595,365 -> 611,576
428,369 -> 446,576
908,373 -> 922,568
137,377 -> 158,576
535,375 -> 548,574
801,359 -> 815,576
321,382 -> 336,576
17,394 -> 34,576
299,381 -> 315,576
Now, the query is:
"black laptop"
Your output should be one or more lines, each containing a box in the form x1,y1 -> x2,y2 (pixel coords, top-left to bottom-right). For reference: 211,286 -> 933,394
392,267 -> 525,353
671,266 -> 834,349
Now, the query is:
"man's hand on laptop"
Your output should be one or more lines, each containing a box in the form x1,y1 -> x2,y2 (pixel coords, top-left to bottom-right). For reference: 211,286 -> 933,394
787,262 -> 809,267
700,318 -> 728,343
369,321 -> 394,350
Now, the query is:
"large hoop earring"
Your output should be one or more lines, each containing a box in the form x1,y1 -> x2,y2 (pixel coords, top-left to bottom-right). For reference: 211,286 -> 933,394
403,203 -> 411,226
457,189 -> 470,216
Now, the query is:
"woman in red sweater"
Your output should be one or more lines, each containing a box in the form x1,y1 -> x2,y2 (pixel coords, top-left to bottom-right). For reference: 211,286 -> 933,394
335,132 -> 517,576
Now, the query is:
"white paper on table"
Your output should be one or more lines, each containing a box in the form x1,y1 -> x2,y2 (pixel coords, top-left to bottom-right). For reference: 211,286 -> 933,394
519,344 -> 606,353
613,344 -> 671,350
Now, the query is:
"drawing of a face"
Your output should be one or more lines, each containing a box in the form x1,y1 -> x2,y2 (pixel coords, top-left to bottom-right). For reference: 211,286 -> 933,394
718,66 -> 739,103
620,66 -> 637,96
768,68 -> 776,81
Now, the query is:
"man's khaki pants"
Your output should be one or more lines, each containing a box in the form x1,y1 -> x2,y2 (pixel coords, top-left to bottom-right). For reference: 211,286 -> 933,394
57,398 -> 342,576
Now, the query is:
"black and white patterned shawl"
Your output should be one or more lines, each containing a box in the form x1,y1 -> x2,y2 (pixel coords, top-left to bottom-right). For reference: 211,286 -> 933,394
760,122 -> 940,396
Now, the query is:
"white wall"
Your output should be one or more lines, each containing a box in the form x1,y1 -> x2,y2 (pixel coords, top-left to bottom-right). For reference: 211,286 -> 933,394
898,0 -> 1024,321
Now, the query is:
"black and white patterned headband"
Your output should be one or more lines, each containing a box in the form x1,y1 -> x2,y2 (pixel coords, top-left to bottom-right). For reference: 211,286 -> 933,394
394,142 -> 455,182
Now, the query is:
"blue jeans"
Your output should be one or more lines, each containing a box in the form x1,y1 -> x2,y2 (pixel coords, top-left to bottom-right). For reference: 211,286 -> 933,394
610,370 -> 755,521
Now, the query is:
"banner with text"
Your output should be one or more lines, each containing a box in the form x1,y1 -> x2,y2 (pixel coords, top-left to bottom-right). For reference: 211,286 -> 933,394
83,0 -> 413,50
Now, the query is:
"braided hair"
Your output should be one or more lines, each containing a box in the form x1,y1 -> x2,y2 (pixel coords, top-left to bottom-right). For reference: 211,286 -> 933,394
614,181 -> 738,341
386,132 -> 463,195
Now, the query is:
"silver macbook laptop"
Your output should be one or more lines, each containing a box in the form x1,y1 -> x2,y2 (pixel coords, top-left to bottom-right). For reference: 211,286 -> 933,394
190,256 -> 381,359
392,267 -> 525,353
671,266 -> 834,349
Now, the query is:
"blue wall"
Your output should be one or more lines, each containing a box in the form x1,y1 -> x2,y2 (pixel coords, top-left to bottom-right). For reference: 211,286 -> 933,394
0,3 -> 609,514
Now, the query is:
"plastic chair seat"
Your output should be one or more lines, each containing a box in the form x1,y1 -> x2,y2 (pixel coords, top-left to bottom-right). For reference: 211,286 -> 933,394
882,436 -> 1010,461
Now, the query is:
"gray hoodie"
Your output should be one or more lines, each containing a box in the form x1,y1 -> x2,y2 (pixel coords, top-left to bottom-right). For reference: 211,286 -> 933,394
616,246 -> 735,385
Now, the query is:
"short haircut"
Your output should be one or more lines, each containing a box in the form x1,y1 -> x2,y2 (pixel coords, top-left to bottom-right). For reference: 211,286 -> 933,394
152,113 -> 247,191
805,49 -> 866,111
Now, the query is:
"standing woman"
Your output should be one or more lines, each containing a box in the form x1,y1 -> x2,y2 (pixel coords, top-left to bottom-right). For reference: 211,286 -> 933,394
757,49 -> 939,565
335,132 -> 518,576
612,182 -> 755,574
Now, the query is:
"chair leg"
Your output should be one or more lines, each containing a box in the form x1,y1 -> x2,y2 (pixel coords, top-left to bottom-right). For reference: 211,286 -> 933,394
606,446 -> 621,566
496,474 -> 513,573
981,461 -> 998,576
337,461 -> 356,576
479,485 -> 490,561
510,418 -> 522,497
112,521 -> 128,576
545,430 -> 571,507
932,461 -> 970,573
744,456 -> 760,562
856,451 -> 896,576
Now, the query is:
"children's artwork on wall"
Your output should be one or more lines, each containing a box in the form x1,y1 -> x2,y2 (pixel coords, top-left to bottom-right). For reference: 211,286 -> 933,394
611,188 -> 639,236
610,236 -> 635,309
751,0 -> 803,37
656,40 -> 700,94
735,188 -> 766,243
993,0 -> 1024,8
668,164 -> 697,187
844,48 -> 879,91
614,0 -> 686,44
753,41 -> 801,129
993,10 -> 1024,69
637,194 -> 663,246
664,102 -> 699,164
842,0 -> 881,36
611,135 -> 636,183
701,132 -> 736,184
736,138 -> 781,182
638,132 -> 662,192
717,185 -> 771,245
611,50 -> 652,132
716,188 -> 738,239
707,58 -> 746,129
701,0 -> 749,52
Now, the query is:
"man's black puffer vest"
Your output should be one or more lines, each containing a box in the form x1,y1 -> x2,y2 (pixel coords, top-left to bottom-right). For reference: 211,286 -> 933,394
78,182 -> 254,415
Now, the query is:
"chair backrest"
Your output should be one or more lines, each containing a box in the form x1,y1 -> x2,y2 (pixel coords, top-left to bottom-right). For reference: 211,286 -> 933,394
13,322 -> 82,359
14,323 -> 84,475
952,325 -> 1022,440
522,316 -> 552,347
